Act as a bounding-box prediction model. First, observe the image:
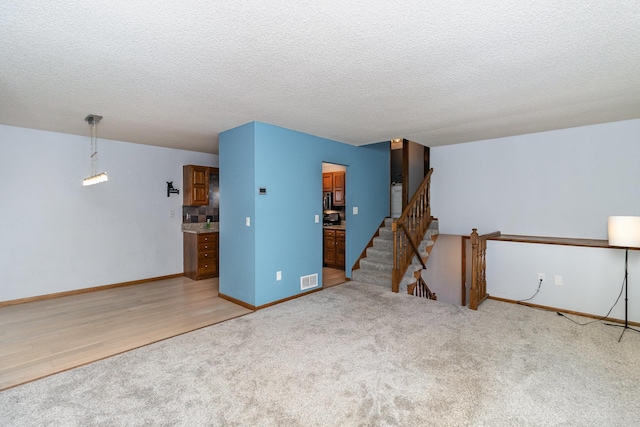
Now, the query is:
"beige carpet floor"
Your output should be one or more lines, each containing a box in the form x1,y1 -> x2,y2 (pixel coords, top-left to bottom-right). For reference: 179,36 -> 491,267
1,282 -> 639,426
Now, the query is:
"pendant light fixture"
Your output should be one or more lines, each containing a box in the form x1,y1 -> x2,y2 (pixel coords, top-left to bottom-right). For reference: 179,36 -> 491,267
82,114 -> 108,186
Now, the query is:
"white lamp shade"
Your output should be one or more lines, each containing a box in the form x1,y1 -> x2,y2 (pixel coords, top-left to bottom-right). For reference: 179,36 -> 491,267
608,216 -> 640,248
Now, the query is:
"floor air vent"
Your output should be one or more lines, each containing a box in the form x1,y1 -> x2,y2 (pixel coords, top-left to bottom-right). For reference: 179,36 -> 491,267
300,273 -> 318,290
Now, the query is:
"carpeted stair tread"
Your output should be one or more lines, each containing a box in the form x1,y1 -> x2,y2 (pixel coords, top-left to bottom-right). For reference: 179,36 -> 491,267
377,227 -> 394,239
372,237 -> 393,251
351,270 -> 392,287
352,217 -> 439,290
365,246 -> 393,261
359,257 -> 393,272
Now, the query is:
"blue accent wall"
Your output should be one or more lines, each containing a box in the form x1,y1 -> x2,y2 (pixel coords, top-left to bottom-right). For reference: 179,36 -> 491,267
219,122 -> 389,307
218,122 -> 256,304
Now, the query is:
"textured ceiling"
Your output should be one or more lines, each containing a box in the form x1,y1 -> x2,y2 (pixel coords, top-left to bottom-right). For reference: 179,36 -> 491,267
1,1 -> 639,153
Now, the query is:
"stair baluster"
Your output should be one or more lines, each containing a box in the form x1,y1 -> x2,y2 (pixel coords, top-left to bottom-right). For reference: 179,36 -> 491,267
469,229 -> 501,310
351,169 -> 436,297
392,169 -> 434,293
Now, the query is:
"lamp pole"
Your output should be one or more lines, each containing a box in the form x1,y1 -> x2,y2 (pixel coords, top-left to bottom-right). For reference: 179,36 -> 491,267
605,247 -> 640,342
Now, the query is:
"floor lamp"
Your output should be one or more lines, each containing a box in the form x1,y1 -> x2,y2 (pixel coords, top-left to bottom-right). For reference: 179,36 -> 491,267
607,216 -> 640,342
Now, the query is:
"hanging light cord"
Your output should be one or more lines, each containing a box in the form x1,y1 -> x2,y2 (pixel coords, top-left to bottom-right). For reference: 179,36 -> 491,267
90,119 -> 98,177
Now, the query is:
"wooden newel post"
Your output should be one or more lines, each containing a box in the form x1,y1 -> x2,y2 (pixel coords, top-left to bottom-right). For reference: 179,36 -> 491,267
470,228 -> 479,310
391,220 -> 399,293
470,229 -> 478,247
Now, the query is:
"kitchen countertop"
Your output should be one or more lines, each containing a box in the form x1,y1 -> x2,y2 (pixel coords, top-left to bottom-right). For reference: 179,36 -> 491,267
183,222 -> 345,232
182,222 -> 219,233
323,224 -> 346,231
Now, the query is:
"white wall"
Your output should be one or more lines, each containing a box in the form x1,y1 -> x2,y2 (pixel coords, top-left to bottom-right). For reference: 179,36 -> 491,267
431,119 -> 640,322
421,234 -> 462,305
0,125 -> 217,302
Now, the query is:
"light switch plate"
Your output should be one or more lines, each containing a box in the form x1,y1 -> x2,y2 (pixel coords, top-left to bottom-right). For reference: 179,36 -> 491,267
315,215 -> 319,223
245,217 -> 250,227
353,207 -> 358,215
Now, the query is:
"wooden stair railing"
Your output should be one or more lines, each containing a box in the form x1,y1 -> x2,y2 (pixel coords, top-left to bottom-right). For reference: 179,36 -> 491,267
391,168 -> 434,293
407,275 -> 437,300
469,229 -> 501,310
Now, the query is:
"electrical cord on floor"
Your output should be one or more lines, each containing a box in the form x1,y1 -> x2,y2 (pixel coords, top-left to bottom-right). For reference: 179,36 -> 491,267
516,278 -> 543,303
556,276 -> 626,326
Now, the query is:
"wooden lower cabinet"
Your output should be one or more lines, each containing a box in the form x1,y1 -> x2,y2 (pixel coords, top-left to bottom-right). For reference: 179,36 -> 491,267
335,230 -> 346,266
323,229 -> 345,269
184,232 -> 218,280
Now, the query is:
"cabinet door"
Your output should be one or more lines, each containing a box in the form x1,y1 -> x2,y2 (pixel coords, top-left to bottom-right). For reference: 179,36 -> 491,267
190,166 -> 209,205
183,165 -> 210,206
332,172 -> 345,206
335,231 -> 346,267
323,230 -> 336,265
322,173 -> 333,192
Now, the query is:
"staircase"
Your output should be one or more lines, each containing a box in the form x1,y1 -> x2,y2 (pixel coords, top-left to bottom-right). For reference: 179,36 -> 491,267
352,218 -> 439,293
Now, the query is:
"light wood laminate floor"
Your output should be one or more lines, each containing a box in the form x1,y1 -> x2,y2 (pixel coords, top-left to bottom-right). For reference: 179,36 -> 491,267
323,267 -> 347,288
0,276 -> 252,391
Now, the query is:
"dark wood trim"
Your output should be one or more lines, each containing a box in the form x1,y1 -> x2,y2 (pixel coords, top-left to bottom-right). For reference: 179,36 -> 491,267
423,146 -> 430,174
461,236 -> 466,307
255,288 -> 323,310
401,139 -> 409,210
218,293 -> 256,311
488,296 -> 640,327
219,287 -> 324,312
0,273 -> 184,307
488,234 -> 640,249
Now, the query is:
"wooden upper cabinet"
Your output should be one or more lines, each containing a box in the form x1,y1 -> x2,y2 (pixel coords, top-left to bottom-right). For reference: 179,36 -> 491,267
332,171 -> 345,206
183,165 -> 210,206
322,173 -> 333,192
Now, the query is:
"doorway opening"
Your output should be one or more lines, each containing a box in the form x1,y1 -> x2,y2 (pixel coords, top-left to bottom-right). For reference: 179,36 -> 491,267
390,138 -> 430,218
322,162 -> 347,287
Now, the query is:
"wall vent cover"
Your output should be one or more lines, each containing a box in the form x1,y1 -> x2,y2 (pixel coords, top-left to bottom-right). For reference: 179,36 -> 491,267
300,273 -> 318,290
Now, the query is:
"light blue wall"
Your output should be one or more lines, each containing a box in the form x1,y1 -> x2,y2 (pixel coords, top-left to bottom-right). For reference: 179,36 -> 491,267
219,122 -> 256,304
219,122 -> 389,306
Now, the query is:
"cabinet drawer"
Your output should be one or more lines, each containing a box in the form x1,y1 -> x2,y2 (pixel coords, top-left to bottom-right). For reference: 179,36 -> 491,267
198,261 -> 217,275
336,231 -> 346,239
198,242 -> 216,252
198,249 -> 217,261
198,234 -> 217,244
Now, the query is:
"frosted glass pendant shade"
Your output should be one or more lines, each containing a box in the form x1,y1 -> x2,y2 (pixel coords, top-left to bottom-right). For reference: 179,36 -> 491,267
82,172 -> 109,186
